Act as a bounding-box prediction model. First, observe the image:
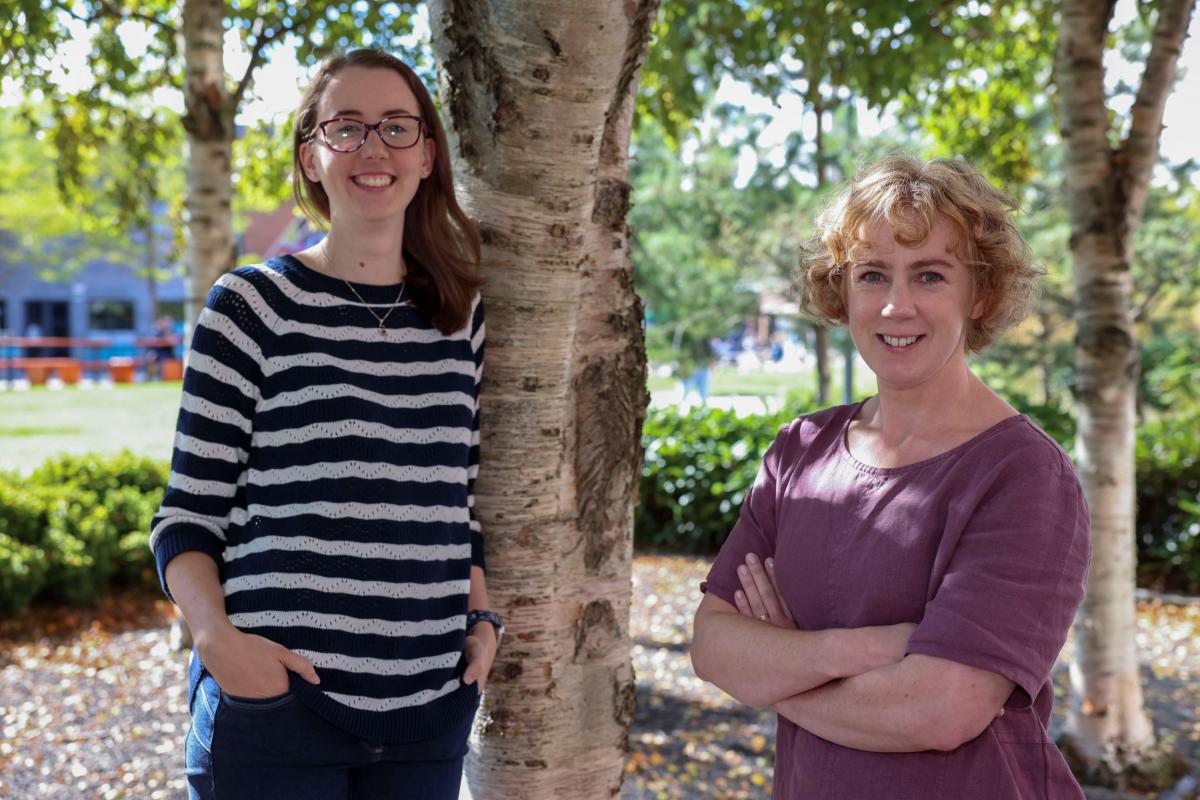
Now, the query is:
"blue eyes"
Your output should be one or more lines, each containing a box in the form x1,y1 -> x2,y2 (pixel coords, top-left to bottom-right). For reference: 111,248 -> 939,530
856,270 -> 945,284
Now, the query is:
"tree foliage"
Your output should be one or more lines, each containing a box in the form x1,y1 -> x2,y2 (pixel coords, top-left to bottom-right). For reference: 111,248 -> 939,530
0,0 -> 426,274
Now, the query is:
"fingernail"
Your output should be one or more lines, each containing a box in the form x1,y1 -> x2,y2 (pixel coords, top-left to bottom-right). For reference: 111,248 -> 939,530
737,565 -> 748,577
766,558 -> 774,570
735,590 -> 744,600
746,554 -> 759,565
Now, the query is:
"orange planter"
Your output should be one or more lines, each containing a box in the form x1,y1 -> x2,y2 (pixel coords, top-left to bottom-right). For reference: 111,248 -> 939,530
57,362 -> 82,385
108,358 -> 136,384
161,359 -> 184,381
25,365 -> 51,385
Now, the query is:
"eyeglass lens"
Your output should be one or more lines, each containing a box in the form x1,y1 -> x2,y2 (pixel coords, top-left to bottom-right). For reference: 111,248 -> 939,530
324,118 -> 421,152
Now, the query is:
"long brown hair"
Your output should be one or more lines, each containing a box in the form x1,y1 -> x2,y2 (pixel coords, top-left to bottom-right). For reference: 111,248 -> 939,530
293,49 -> 483,334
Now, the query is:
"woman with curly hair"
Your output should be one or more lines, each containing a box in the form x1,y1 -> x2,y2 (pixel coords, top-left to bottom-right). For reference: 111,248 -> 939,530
691,154 -> 1090,799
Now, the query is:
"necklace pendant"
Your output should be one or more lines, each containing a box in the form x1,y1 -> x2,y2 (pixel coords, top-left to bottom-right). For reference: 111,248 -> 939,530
378,325 -> 388,337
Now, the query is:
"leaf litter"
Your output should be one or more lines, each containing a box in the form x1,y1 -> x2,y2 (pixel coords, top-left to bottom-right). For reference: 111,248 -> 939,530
0,558 -> 1197,799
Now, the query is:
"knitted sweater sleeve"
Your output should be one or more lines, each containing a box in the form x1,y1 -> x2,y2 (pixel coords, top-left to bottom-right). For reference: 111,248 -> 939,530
149,271 -> 267,601
468,294 -> 486,572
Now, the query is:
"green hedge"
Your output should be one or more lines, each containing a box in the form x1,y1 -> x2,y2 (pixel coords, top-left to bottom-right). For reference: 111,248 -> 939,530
637,402 -> 810,552
1136,411 -> 1200,590
0,451 -> 166,615
637,402 -> 1200,592
1,403 -> 1196,617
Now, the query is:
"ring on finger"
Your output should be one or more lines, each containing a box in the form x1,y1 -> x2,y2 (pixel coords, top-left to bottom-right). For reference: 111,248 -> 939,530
758,613 -> 768,621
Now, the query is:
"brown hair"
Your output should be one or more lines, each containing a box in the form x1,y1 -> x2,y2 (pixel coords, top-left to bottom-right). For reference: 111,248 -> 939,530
799,153 -> 1039,353
293,49 -> 483,334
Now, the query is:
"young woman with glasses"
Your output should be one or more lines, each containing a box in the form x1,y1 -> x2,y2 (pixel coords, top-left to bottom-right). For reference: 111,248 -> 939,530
691,155 -> 1090,799
151,49 -> 500,799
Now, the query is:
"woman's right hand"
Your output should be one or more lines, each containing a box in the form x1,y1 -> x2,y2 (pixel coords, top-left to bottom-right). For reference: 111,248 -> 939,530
843,622 -> 917,676
195,623 -> 320,698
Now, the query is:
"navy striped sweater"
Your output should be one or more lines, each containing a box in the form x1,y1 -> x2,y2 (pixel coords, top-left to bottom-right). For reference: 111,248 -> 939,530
151,255 -> 485,743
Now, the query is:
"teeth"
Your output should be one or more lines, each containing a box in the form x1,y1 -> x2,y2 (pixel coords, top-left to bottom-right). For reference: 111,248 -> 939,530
353,175 -> 394,187
883,335 -> 919,347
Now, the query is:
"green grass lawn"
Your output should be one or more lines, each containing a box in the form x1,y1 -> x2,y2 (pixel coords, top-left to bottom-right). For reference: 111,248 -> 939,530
0,367 -> 877,475
648,364 -> 878,399
0,383 -> 183,474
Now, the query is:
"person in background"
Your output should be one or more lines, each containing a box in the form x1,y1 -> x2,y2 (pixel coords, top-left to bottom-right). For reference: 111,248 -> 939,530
151,49 -> 500,800
146,315 -> 177,380
690,154 -> 1090,799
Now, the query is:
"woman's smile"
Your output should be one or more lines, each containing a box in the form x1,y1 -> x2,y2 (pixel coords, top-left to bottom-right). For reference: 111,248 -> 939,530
846,217 -> 979,393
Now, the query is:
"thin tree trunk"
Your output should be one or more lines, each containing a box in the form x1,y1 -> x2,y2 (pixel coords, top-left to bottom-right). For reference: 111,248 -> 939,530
181,0 -> 234,334
1058,0 -> 1196,786
430,2 -> 656,796
812,101 -> 831,405
813,324 -> 830,404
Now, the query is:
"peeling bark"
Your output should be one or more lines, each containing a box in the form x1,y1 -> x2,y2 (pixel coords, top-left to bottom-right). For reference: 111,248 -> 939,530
1058,0 -> 1196,785
430,1 -> 657,796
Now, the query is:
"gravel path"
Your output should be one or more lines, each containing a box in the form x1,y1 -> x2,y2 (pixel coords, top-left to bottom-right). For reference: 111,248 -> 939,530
2,556 -> 1197,799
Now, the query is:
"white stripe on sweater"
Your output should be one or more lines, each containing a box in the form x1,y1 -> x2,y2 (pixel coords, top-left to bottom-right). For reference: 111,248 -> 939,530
257,385 -> 473,415
225,536 -> 470,563
236,267 -> 471,337
225,269 -> 477,343
173,431 -> 248,464
262,352 -> 474,380
228,610 -> 463,639
324,679 -> 462,712
185,350 -> 261,405
179,391 -> 253,434
223,572 -> 469,599
251,421 -> 470,449
167,471 -> 239,499
149,512 -> 228,549
229,502 -> 468,527
196,307 -> 267,365
295,648 -> 462,677
246,461 -> 467,486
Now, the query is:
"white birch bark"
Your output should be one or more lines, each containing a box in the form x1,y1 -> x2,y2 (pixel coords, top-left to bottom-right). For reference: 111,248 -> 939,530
1058,0 -> 1196,784
429,2 -> 657,796
181,0 -> 234,332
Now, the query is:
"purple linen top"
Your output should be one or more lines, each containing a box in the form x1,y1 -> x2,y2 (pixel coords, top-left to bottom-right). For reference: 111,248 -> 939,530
704,402 -> 1091,800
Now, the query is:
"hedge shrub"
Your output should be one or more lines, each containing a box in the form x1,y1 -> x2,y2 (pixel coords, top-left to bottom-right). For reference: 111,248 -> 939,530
1136,410 -> 1200,591
0,452 -> 167,615
637,401 -> 810,552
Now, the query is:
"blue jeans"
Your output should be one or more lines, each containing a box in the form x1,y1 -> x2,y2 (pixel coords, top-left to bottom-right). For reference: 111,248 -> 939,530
185,667 -> 475,800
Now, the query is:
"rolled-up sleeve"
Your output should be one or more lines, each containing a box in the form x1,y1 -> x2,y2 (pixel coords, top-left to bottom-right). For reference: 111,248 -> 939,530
906,458 -> 1091,705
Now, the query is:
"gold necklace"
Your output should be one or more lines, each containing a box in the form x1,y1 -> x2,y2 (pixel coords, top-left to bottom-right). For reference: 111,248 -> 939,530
343,278 -> 405,336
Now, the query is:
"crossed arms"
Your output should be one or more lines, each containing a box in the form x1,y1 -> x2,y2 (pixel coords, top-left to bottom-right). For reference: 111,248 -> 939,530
690,554 -> 1014,753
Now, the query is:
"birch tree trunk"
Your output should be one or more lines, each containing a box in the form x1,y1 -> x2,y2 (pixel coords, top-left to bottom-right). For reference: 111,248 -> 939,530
429,2 -> 656,796
1057,0 -> 1196,787
181,0 -> 235,332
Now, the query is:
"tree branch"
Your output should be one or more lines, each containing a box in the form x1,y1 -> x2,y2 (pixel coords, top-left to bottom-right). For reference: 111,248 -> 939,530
232,16 -> 294,110
1121,0 -> 1196,224
1132,278 -> 1166,323
63,0 -> 179,39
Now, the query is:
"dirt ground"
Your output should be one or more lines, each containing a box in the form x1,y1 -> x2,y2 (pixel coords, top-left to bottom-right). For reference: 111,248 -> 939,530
1,555 -> 1196,799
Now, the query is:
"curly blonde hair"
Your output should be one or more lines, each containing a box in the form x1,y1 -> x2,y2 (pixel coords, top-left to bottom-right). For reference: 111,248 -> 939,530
799,154 -> 1039,353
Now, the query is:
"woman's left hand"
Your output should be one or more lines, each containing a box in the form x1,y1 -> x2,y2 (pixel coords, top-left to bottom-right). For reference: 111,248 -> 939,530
463,623 -> 498,693
734,552 -> 795,628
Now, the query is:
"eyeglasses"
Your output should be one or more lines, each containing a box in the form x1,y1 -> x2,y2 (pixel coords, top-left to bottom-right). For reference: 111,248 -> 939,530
315,116 -> 425,152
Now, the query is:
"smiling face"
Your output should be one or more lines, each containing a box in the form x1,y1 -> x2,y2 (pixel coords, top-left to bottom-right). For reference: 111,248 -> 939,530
298,65 -> 435,228
845,216 -> 984,394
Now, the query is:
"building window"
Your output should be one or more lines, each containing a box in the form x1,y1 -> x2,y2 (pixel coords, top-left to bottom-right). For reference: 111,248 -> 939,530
156,302 -> 185,327
89,300 -> 135,331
